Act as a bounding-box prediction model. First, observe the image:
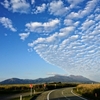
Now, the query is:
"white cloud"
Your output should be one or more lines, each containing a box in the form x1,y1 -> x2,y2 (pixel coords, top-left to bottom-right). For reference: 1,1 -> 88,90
25,18 -> 60,33
64,19 -> 80,27
67,0 -> 84,8
6,0 -> 99,81
67,12 -> 79,19
48,0 -> 69,16
28,26 -> 75,47
64,19 -> 73,26
58,26 -> 75,37
67,0 -> 99,19
31,0 -> 35,5
80,19 -> 95,31
95,14 -> 100,21
1,0 -> 10,9
1,0 -> 30,13
28,7 -> 100,80
0,17 -> 17,32
33,3 -> 46,14
19,32 -> 30,40
47,72 -> 57,76
80,0 -> 98,17
70,35 -> 79,41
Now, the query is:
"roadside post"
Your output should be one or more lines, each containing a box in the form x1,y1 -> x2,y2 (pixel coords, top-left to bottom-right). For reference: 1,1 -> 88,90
30,84 -> 33,96
34,89 -> 35,94
44,83 -> 46,90
95,93 -> 97,97
20,95 -> 22,100
54,84 -> 56,88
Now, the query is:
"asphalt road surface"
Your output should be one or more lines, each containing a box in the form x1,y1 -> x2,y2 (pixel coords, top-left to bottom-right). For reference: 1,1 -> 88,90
35,87 -> 88,100
0,92 -> 32,100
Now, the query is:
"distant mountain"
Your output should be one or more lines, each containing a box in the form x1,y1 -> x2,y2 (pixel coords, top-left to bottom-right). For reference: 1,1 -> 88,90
0,75 -> 95,84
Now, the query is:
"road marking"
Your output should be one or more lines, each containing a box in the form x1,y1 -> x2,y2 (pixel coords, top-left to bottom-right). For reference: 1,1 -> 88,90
47,90 -> 55,100
62,90 -> 70,100
71,90 -> 88,100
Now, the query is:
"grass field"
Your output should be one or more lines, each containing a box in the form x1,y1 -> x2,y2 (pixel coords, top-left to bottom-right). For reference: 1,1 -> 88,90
0,82 -> 78,100
0,82 -> 78,94
74,84 -> 100,100
0,84 -> 31,94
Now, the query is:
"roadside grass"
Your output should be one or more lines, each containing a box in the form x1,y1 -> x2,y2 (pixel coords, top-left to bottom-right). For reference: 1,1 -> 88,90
0,82 -> 78,94
1,83 -> 100,100
0,83 -> 79,100
74,84 -> 100,100
0,84 -> 30,95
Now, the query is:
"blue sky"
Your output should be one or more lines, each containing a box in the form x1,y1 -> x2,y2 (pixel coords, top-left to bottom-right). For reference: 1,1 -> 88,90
0,0 -> 100,82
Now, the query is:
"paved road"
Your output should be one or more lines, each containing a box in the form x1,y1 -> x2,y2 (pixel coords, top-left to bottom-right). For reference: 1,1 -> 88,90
35,87 -> 88,100
0,92 -> 33,100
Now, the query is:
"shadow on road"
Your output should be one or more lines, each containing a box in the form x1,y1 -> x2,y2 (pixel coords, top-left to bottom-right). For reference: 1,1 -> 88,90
30,93 -> 41,100
44,96 -> 87,100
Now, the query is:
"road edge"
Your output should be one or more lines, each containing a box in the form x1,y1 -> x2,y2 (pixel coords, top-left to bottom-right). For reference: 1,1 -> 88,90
47,90 -> 55,100
71,90 -> 88,100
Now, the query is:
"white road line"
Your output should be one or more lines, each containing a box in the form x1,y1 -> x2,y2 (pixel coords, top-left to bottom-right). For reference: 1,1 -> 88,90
47,90 -> 55,100
62,90 -> 70,100
71,90 -> 88,100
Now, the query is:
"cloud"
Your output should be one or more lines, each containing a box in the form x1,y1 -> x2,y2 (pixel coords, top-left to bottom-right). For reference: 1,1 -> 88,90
19,32 -> 30,40
48,0 -> 69,16
58,26 -> 75,37
1,0 -> 30,13
80,19 -> 95,31
28,26 -> 75,47
64,19 -> 73,26
67,0 -> 84,8
0,17 -> 17,32
1,0 -> 10,9
33,3 -> 46,14
47,72 -> 57,76
5,0 -> 98,81
27,0 -> 100,80
25,18 -> 60,34
27,48 -> 33,52
79,0 -> 98,17
31,0 -> 35,5
67,0 -> 98,19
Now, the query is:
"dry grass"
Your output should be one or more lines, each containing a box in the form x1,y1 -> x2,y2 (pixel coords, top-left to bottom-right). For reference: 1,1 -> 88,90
0,84 -> 31,94
75,84 -> 100,100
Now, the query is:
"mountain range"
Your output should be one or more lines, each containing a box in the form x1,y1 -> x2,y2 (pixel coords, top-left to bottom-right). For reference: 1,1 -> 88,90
0,75 -> 95,84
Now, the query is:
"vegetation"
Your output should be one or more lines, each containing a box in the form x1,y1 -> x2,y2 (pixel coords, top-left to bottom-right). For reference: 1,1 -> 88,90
0,82 -> 78,94
1,83 -> 100,100
74,84 -> 100,100
0,82 -> 78,99
0,84 -> 31,94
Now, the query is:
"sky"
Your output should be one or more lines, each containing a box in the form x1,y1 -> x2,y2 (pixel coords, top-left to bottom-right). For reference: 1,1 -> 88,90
0,0 -> 100,82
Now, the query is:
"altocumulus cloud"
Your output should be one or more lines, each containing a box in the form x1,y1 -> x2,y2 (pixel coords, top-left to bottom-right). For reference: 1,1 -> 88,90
19,32 -> 30,41
19,0 -> 100,80
0,17 -> 16,32
1,0 -> 31,13
25,18 -> 60,34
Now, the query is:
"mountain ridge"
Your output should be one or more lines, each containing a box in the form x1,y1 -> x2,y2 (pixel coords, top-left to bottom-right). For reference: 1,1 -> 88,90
0,75 -> 95,84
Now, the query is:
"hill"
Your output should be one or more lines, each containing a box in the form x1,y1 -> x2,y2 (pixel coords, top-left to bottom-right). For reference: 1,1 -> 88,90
0,75 -> 95,84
